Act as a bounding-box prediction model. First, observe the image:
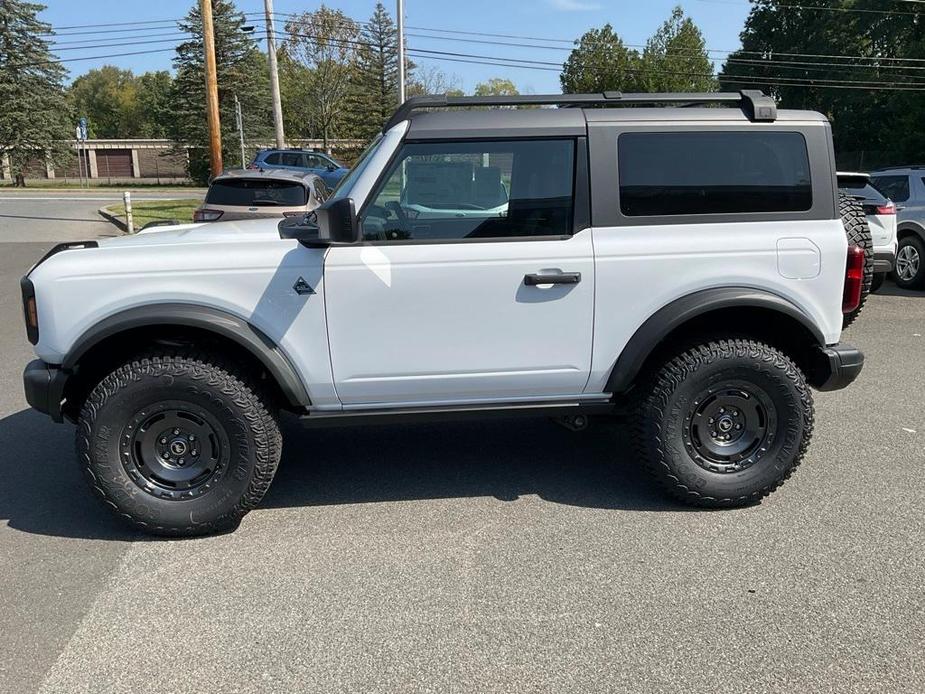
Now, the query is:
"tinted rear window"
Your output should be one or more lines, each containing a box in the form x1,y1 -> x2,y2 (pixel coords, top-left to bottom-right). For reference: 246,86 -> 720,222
871,175 -> 910,202
206,179 -> 307,206
618,131 -> 812,217
838,180 -> 885,203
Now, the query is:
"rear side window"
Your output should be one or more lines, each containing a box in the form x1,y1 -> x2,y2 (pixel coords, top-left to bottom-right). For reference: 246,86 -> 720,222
618,131 -> 812,217
264,153 -> 281,165
206,179 -> 307,207
871,175 -> 910,202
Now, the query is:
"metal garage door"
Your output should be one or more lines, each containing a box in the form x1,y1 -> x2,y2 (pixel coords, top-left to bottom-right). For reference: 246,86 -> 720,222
96,149 -> 133,178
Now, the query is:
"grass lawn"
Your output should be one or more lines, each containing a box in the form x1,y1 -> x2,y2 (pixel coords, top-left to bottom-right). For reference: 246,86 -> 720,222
105,198 -> 201,230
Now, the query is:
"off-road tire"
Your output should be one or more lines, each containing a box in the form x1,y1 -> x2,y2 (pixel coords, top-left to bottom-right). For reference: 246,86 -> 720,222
632,339 -> 814,508
840,192 -> 873,328
894,234 -> 925,289
77,351 -> 282,537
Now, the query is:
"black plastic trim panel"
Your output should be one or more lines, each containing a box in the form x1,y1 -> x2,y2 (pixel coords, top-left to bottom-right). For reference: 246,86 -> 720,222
62,304 -> 311,407
605,287 -> 827,393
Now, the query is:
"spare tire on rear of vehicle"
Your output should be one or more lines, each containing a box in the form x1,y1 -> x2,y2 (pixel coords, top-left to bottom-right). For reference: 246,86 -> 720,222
839,192 -> 873,328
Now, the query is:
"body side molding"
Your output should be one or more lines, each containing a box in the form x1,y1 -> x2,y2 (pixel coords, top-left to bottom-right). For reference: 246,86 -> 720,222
62,303 -> 311,407
605,287 -> 827,393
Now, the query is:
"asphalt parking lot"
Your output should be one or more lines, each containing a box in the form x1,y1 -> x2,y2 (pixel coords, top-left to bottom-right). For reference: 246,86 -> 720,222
0,208 -> 923,693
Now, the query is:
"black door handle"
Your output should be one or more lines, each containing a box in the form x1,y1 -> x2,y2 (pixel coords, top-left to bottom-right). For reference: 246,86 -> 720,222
524,272 -> 582,286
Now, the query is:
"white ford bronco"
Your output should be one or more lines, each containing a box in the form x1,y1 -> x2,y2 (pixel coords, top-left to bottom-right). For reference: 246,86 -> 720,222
22,92 -> 865,536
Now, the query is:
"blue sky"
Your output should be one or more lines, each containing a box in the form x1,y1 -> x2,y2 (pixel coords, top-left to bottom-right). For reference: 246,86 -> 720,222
42,0 -> 751,92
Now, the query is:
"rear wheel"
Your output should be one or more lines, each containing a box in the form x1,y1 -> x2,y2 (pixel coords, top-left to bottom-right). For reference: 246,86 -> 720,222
77,351 -> 282,536
632,339 -> 813,507
839,192 -> 873,327
894,235 -> 925,289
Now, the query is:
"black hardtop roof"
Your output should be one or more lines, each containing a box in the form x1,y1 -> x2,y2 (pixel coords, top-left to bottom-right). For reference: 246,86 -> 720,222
388,90 -> 784,134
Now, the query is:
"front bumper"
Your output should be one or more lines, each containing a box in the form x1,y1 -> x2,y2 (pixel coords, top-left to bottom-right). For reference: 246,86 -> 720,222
873,248 -> 895,274
23,360 -> 69,423
816,344 -> 864,392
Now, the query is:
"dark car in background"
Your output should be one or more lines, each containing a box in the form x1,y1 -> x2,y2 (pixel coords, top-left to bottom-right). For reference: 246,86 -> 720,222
194,169 -> 329,223
249,147 -> 350,189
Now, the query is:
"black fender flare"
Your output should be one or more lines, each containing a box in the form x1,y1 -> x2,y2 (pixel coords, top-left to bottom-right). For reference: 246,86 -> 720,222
63,303 -> 311,407
897,221 -> 925,241
605,287 -> 827,393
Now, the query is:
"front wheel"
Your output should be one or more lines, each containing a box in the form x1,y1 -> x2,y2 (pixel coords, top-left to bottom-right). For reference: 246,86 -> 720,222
632,339 -> 813,507
77,351 -> 282,536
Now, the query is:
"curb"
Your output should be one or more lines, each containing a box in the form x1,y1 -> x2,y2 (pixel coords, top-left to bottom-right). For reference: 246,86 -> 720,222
97,206 -> 128,233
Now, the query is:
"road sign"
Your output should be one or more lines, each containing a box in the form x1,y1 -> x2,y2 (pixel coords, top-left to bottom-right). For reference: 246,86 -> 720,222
78,117 -> 88,141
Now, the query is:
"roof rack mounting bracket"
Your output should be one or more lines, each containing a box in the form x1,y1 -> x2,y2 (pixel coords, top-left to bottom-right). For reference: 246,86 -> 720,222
383,90 -> 777,131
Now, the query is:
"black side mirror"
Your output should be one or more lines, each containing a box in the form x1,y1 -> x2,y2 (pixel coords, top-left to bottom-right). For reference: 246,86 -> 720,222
278,197 -> 359,248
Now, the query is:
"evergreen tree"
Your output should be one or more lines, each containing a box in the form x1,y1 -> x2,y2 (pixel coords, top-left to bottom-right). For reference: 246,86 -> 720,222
172,0 -> 271,182
639,7 -> 714,92
346,2 -> 399,140
560,24 -> 643,93
0,1 -> 71,176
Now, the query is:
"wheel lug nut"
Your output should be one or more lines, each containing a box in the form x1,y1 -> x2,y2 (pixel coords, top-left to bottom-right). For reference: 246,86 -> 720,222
173,428 -> 180,435
735,424 -> 742,430
160,438 -> 167,444
719,407 -> 725,414
189,435 -> 196,441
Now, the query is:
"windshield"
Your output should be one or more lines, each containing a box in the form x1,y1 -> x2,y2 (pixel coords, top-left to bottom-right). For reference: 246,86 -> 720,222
328,134 -> 384,202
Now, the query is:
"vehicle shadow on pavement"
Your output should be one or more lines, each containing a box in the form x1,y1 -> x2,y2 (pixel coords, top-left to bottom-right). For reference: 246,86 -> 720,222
0,410 -> 690,540
265,415 -> 691,513
0,409 -> 139,541
874,284 -> 924,298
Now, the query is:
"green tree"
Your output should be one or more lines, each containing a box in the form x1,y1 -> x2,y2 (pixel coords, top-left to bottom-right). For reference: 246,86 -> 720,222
0,1 -> 71,176
718,0 -> 925,168
136,71 -> 174,138
474,78 -> 519,96
560,24 -> 642,93
278,47 -> 315,138
172,0 -> 271,182
284,6 -> 359,148
345,2 -> 399,140
68,66 -> 139,138
639,7 -> 714,92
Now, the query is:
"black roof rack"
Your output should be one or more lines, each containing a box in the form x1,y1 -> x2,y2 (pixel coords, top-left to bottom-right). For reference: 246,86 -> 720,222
383,90 -> 777,131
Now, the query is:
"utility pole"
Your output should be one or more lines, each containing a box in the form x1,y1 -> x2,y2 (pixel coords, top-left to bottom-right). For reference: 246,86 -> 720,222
263,0 -> 286,148
201,0 -> 223,177
234,94 -> 245,168
396,0 -> 405,103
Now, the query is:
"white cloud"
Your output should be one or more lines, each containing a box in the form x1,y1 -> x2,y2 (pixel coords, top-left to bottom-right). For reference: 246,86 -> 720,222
548,0 -> 601,9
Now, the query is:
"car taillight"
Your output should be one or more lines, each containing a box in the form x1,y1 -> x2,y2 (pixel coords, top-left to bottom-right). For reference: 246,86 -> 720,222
193,208 -> 223,222
843,245 -> 865,314
876,202 -> 896,215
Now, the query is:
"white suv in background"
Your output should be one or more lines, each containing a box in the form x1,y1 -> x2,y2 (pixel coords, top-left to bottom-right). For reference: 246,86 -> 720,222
870,167 -> 925,289
838,172 -> 897,292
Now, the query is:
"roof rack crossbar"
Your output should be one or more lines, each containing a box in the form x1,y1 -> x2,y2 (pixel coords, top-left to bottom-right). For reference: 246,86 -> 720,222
383,90 -> 777,131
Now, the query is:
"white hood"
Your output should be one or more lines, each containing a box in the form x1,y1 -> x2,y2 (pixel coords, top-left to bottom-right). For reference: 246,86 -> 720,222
98,218 -> 283,249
